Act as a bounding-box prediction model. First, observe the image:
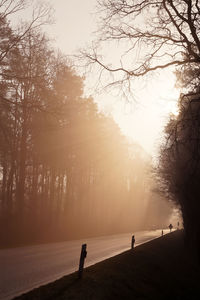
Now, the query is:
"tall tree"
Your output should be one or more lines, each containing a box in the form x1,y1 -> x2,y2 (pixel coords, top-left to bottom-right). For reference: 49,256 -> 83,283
158,91 -> 200,257
82,0 -> 200,88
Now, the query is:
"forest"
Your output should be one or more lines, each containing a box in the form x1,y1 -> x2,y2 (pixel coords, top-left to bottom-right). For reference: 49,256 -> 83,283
0,1 -> 172,246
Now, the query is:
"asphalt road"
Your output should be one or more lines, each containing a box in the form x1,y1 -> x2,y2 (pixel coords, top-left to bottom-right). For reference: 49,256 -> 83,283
0,229 -> 168,300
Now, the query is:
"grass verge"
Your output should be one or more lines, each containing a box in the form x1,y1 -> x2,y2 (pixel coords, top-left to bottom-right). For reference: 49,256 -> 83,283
15,230 -> 200,300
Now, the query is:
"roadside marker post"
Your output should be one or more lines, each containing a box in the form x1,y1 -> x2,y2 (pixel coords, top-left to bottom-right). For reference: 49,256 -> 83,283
131,235 -> 135,249
78,243 -> 87,279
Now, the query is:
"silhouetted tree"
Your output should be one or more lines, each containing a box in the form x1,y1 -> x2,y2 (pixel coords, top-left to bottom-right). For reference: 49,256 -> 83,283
81,0 -> 200,90
158,90 -> 200,257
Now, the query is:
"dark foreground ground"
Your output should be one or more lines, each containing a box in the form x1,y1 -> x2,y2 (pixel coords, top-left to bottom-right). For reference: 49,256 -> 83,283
15,230 -> 200,300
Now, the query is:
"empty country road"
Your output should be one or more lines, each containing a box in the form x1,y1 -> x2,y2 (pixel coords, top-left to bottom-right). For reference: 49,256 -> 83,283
0,229 -> 169,300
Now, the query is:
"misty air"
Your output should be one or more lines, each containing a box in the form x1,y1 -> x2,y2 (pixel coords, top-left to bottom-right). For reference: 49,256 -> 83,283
0,1 -> 200,299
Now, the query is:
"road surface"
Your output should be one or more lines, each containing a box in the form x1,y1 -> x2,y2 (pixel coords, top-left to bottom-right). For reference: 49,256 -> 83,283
0,229 -> 169,300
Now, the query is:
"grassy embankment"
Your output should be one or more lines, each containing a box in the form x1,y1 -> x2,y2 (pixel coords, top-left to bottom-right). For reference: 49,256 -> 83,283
15,230 -> 200,300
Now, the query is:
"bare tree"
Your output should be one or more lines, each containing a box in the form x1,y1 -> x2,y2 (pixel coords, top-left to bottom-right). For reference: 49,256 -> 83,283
81,0 -> 200,88
0,0 -> 53,68
0,0 -> 26,18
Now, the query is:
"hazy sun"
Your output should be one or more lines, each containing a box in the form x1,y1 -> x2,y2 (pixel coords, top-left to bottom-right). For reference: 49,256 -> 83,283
109,69 -> 180,154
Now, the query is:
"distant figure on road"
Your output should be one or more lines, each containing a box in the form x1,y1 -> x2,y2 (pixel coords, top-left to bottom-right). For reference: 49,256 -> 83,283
131,235 -> 135,249
169,224 -> 173,232
177,221 -> 180,229
161,230 -> 164,236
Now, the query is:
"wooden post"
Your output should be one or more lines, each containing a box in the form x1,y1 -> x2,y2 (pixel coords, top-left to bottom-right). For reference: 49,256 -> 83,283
131,235 -> 135,249
78,243 -> 87,279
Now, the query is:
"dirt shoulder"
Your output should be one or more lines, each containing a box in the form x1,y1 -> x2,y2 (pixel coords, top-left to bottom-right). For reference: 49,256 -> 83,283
15,230 -> 200,300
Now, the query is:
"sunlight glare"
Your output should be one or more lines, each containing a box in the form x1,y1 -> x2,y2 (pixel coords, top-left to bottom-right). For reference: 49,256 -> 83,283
104,70 -> 180,155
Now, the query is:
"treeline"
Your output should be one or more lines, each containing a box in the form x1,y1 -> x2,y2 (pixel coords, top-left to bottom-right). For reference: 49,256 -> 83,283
0,1 -> 171,246
158,65 -> 200,257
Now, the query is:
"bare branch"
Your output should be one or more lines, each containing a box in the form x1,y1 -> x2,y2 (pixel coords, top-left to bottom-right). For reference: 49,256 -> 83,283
80,0 -> 200,89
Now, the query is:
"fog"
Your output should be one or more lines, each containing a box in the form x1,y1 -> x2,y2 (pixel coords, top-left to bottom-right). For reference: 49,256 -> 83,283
0,16 -> 173,247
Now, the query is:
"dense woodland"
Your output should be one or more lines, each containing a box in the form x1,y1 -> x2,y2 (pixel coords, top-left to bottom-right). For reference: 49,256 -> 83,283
0,2 -> 171,246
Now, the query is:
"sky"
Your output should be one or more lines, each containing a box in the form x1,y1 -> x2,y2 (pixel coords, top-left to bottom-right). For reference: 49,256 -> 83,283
14,0 -> 180,156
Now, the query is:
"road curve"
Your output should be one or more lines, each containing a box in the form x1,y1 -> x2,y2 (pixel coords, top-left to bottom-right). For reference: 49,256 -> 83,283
0,229 -> 168,300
